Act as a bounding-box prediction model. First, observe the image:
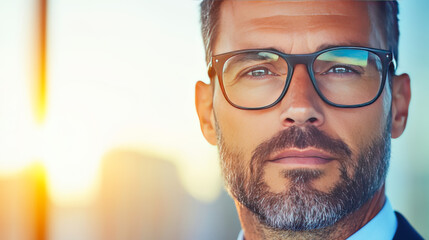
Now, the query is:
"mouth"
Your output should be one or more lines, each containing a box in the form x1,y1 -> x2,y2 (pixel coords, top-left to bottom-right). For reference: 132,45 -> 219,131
268,148 -> 336,165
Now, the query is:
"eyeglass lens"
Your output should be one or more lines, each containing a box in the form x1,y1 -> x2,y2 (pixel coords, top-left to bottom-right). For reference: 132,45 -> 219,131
221,49 -> 383,108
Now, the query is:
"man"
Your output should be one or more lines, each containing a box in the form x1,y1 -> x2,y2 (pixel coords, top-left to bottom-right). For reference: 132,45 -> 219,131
195,1 -> 422,239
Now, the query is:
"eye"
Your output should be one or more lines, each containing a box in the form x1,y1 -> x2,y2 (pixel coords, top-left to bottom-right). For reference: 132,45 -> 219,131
324,65 -> 359,75
246,68 -> 275,77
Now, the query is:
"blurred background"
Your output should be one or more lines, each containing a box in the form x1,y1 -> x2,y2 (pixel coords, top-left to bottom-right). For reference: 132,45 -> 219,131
0,0 -> 427,239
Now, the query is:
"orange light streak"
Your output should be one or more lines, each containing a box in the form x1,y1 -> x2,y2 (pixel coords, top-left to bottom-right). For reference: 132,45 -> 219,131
34,1 -> 48,239
35,0 -> 47,124
29,162 -> 48,240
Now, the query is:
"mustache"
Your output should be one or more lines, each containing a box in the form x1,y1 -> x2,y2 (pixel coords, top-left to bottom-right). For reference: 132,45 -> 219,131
250,126 -> 352,172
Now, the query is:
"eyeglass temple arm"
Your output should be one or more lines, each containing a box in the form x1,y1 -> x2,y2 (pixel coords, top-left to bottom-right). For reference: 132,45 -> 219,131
207,60 -> 215,79
390,52 -> 397,71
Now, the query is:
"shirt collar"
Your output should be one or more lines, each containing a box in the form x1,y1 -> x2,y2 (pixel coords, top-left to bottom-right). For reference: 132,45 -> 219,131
346,198 -> 397,240
237,229 -> 244,240
237,198 -> 397,240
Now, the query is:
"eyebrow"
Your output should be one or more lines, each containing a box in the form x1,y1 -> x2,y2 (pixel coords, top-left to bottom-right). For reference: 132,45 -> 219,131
260,43 -> 368,55
215,43 -> 371,64
315,43 -> 367,52
226,52 -> 278,66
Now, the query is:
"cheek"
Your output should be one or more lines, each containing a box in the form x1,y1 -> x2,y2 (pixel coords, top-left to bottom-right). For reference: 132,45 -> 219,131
213,89 -> 280,159
328,90 -> 390,155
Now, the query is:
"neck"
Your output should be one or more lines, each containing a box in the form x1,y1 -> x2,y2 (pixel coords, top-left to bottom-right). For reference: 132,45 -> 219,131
236,185 -> 386,240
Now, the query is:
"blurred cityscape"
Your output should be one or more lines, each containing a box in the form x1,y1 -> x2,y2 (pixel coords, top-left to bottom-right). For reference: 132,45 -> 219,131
0,151 -> 241,240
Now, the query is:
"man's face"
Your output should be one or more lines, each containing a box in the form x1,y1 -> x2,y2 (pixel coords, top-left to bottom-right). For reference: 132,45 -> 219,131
196,0 -> 410,231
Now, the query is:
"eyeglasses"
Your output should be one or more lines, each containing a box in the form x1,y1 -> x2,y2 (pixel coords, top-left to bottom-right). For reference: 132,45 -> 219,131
209,46 -> 396,110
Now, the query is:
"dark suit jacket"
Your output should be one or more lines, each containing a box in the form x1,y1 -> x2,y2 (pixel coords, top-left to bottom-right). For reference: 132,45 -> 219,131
393,212 -> 424,240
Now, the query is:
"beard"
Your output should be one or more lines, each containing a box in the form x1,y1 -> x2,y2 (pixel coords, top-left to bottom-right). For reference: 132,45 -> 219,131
216,120 -> 391,231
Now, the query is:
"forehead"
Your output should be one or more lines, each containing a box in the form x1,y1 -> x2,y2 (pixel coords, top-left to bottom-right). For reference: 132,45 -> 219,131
214,1 -> 380,55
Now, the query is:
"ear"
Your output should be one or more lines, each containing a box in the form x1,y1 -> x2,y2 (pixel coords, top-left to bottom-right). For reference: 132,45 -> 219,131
390,73 -> 411,138
195,81 -> 217,145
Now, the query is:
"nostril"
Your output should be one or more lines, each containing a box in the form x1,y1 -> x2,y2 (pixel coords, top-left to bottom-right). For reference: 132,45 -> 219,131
285,118 -> 295,123
308,117 -> 317,123
283,116 -> 321,126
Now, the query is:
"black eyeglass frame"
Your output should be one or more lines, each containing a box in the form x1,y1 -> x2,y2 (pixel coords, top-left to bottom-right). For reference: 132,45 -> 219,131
208,46 -> 396,110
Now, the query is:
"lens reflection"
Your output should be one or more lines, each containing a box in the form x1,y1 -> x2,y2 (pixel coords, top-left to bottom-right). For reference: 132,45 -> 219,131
222,52 -> 288,108
313,49 -> 383,105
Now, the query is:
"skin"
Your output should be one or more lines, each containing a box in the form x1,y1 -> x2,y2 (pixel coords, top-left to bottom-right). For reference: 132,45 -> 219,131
196,1 -> 411,239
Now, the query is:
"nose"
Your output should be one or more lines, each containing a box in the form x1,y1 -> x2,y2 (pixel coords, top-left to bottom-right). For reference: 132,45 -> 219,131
279,64 -> 325,127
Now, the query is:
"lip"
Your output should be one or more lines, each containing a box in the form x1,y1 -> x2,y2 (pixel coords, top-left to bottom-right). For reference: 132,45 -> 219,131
268,148 -> 335,165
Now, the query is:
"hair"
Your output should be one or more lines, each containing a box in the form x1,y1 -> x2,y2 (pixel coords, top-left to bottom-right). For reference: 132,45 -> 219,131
200,0 -> 399,69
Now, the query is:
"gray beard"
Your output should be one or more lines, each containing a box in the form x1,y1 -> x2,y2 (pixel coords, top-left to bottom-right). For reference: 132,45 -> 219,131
216,121 -> 391,231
